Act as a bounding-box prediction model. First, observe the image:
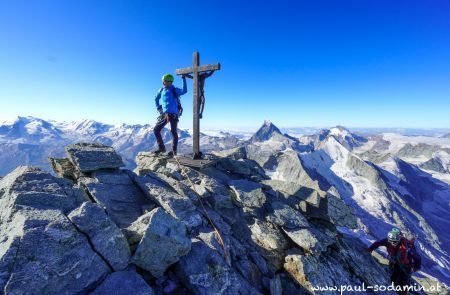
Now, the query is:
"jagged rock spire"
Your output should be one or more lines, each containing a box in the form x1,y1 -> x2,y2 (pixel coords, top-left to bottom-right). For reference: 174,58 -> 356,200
249,120 -> 283,143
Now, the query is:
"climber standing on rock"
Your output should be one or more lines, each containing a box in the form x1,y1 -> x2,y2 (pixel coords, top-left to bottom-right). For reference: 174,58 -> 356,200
367,228 -> 422,295
153,74 -> 187,157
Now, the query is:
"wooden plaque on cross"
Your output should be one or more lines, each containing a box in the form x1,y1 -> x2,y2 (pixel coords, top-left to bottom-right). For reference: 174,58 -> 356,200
176,51 -> 220,159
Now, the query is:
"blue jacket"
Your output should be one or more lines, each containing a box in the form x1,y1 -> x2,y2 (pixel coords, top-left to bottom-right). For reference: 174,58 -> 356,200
155,77 -> 187,114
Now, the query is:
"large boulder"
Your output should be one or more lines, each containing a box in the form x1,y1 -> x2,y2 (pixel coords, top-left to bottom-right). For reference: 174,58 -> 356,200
66,143 -> 124,173
0,167 -> 112,293
68,202 -> 131,271
79,170 -> 155,228
249,220 -> 290,273
326,192 -> 358,229
261,179 -> 328,219
122,211 -> 153,252
266,202 -> 309,229
175,239 -> 260,295
130,172 -> 202,229
228,179 -> 267,213
135,152 -> 169,175
0,208 -> 111,294
91,271 -> 154,295
132,208 -> 191,278
49,157 -> 79,181
282,227 -> 336,254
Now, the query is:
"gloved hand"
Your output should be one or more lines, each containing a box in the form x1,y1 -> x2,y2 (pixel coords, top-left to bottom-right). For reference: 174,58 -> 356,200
157,107 -> 163,115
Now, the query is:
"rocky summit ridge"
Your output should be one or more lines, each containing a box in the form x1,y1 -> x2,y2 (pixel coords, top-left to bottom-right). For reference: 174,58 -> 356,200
0,141 -> 441,294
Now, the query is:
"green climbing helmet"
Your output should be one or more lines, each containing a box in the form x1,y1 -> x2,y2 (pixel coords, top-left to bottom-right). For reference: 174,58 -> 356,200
387,228 -> 401,244
162,74 -> 174,82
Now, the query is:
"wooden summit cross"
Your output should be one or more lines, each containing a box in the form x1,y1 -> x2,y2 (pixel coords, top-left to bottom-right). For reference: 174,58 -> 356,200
176,51 -> 220,160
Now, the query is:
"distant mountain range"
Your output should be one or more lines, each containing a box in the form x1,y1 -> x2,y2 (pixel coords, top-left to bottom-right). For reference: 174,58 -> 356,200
245,121 -> 450,284
1,116 -> 450,284
0,116 -> 243,175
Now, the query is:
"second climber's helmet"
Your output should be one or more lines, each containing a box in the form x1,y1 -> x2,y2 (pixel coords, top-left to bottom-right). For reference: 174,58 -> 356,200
162,74 -> 174,82
387,229 -> 401,244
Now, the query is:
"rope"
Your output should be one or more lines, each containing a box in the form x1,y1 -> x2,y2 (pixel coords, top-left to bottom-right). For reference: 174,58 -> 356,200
171,155 -> 230,265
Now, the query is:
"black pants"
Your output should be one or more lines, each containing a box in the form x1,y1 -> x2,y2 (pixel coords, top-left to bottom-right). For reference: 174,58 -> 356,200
390,264 -> 411,295
153,113 -> 178,152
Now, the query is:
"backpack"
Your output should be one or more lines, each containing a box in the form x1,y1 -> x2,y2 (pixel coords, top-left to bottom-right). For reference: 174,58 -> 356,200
159,87 -> 183,116
391,237 -> 420,273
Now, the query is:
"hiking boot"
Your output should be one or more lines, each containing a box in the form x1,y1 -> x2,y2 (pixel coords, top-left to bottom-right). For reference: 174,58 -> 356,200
167,150 -> 177,157
152,148 -> 166,155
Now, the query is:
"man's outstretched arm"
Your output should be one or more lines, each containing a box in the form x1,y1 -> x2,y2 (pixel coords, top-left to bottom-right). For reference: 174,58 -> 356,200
368,238 -> 389,252
176,76 -> 187,96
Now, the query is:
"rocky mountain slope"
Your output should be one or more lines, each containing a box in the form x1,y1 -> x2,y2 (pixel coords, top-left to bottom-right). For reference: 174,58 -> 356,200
252,122 -> 450,285
1,141 -> 429,294
1,118 -> 449,293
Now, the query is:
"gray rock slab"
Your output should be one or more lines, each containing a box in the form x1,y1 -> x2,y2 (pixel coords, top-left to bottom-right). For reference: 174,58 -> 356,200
122,211 -> 153,251
132,208 -> 191,278
91,271 -> 154,295
235,259 -> 263,289
175,239 -> 261,295
68,202 -> 131,271
266,202 -> 309,229
269,274 -> 282,295
135,152 -> 168,175
49,157 -> 79,181
153,172 -> 200,204
249,220 -> 289,273
218,158 -> 268,181
262,179 -> 331,220
282,227 -> 335,254
1,208 -> 111,294
327,193 -> 357,228
130,173 -> 202,229
228,179 -> 267,209
261,179 -> 323,207
212,146 -> 247,160
197,228 -> 231,261
249,251 -> 269,276
201,206 -> 232,236
66,143 -> 124,172
0,166 -> 87,215
79,170 -> 155,228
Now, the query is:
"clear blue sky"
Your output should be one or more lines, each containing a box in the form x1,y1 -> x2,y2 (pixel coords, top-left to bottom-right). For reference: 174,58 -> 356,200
1,0 -> 449,129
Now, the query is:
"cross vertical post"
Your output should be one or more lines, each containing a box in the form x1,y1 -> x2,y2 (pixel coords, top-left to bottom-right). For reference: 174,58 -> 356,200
192,52 -> 200,159
175,51 -> 220,160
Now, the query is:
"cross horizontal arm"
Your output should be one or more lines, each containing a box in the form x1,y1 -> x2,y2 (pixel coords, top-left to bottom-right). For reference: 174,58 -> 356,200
175,63 -> 221,75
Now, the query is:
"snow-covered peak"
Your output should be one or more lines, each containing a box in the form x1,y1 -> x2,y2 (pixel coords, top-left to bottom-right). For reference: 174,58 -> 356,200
316,126 -> 367,151
72,119 -> 113,134
318,134 -> 351,161
0,116 -> 63,142
329,125 -> 351,137
1,116 -> 47,126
